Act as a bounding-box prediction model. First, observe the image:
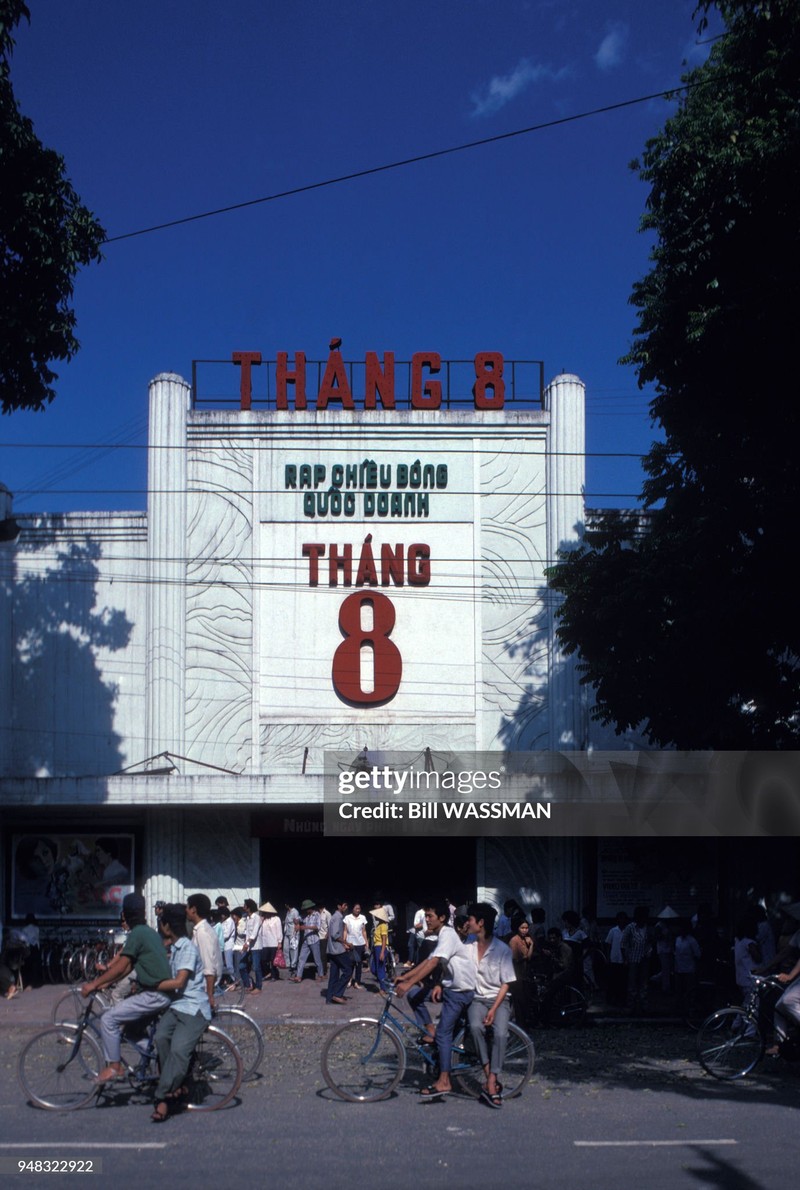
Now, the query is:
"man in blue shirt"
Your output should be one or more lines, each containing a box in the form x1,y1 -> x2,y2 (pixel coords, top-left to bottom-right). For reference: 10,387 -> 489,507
151,903 -> 212,1121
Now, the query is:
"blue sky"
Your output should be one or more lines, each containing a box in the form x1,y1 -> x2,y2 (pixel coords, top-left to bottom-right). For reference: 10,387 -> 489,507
1,0 -> 717,515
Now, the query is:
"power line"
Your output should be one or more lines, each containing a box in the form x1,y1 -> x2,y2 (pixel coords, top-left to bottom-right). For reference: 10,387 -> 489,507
102,78 -> 725,245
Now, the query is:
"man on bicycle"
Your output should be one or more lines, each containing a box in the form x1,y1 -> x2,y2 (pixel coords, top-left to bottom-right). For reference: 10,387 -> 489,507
80,892 -> 171,1084
394,900 -> 476,1099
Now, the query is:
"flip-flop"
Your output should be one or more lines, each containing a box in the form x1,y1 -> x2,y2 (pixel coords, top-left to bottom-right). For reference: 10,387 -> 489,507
419,1084 -> 449,1099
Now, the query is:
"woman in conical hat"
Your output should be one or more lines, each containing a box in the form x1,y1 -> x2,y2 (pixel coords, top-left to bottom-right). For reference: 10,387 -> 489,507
259,903 -> 283,982
369,906 -> 390,992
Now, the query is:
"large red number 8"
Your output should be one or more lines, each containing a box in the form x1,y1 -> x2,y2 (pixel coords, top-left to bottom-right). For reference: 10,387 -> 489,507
332,591 -> 402,704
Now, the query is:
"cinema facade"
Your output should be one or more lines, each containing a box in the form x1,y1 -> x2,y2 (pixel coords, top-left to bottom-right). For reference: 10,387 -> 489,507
0,353 -> 789,931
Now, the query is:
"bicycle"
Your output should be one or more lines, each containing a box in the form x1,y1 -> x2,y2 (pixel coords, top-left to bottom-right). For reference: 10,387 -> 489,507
51,986 -> 259,1080
696,974 -> 795,1080
321,987 -> 534,1103
19,994 -> 243,1111
527,974 -> 588,1027
211,1006 -> 264,1081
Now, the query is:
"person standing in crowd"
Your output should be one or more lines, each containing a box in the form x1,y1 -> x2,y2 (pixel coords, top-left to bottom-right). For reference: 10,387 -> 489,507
375,894 -> 396,954
604,912 -> 628,1008
259,902 -> 283,982
317,900 -> 332,976
407,904 -> 426,968
465,903 -> 515,1109
654,908 -> 677,994
622,906 -> 652,1015
755,904 -> 777,968
220,906 -> 237,983
231,906 -> 247,987
186,893 -> 224,1003
509,918 -> 534,1028
369,905 -> 391,993
344,901 -> 369,989
733,912 -> 762,1003
283,901 -> 301,977
395,901 -> 476,1100
292,900 -> 323,982
241,897 -> 264,994
539,927 -> 580,1021
325,899 -> 353,1005
673,918 -> 702,1018
151,903 -> 211,1123
530,906 -> 547,946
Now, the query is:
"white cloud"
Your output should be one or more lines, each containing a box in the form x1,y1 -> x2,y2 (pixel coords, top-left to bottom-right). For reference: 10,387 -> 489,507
595,23 -> 629,72
470,58 -> 557,118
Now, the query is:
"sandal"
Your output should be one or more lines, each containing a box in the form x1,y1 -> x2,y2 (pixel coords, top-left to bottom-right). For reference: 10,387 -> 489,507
480,1087 -> 503,1109
94,1064 -> 125,1084
151,1101 -> 170,1123
419,1084 -> 449,1099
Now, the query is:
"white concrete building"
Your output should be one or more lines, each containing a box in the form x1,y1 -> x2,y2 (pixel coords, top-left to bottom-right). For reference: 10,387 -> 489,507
1,355 -> 594,927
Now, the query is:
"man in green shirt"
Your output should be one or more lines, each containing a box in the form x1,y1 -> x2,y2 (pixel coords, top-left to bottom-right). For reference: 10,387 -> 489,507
81,893 -> 171,1083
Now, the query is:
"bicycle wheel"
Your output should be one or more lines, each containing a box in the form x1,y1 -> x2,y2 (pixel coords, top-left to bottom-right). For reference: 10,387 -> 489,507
697,1008 -> 764,1080
213,1008 -> 264,1080
46,943 -> 63,985
547,984 -> 587,1027
451,1022 -> 535,1099
213,981 -> 246,1009
185,1024 -> 242,1111
52,988 -> 112,1026
66,950 -> 84,984
321,1019 -> 405,1102
19,1025 -> 103,1111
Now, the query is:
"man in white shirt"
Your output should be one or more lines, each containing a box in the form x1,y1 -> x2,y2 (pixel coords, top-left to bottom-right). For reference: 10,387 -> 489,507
395,900 -> 476,1099
185,893 -> 223,1002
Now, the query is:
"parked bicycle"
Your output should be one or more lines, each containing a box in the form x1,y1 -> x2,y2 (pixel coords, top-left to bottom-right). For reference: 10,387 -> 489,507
19,993 -> 243,1111
321,986 -> 534,1102
696,974 -> 798,1080
527,974 -> 588,1027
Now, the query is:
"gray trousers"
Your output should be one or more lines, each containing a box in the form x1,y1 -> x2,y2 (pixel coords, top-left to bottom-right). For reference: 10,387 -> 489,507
99,989 -> 170,1063
467,997 -> 511,1076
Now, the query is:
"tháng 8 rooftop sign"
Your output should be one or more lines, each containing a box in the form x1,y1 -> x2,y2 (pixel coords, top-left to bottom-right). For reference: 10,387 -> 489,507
190,349 -> 545,411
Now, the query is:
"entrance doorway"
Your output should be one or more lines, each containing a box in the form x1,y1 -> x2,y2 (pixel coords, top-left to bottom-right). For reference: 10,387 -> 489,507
259,834 -> 477,962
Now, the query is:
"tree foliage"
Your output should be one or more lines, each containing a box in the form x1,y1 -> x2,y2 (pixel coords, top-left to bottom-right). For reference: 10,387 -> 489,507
548,1 -> 800,748
1,0 -> 104,414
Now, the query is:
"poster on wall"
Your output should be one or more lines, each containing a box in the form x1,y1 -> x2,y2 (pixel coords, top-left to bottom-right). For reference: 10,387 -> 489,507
12,833 -> 135,919
596,837 -> 717,919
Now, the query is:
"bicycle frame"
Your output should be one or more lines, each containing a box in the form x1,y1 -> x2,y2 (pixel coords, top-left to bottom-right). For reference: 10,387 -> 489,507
360,989 -> 486,1076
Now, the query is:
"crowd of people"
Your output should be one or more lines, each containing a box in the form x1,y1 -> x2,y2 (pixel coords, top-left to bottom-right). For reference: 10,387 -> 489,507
4,889 -> 800,1107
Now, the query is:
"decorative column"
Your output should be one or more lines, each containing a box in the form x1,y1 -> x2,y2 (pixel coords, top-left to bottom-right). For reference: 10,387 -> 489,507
145,374 -> 190,755
143,806 -> 185,918
545,374 -> 587,749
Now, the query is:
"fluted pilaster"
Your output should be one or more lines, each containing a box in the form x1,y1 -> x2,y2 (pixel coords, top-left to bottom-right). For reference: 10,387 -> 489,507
545,374 -> 587,749
145,374 -> 190,755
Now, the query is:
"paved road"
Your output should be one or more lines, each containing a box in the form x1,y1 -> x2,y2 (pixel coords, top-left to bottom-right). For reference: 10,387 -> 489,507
2,985 -> 798,1189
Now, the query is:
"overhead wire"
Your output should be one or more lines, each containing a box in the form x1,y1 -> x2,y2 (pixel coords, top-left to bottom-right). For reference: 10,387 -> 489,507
101,75 -> 737,245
